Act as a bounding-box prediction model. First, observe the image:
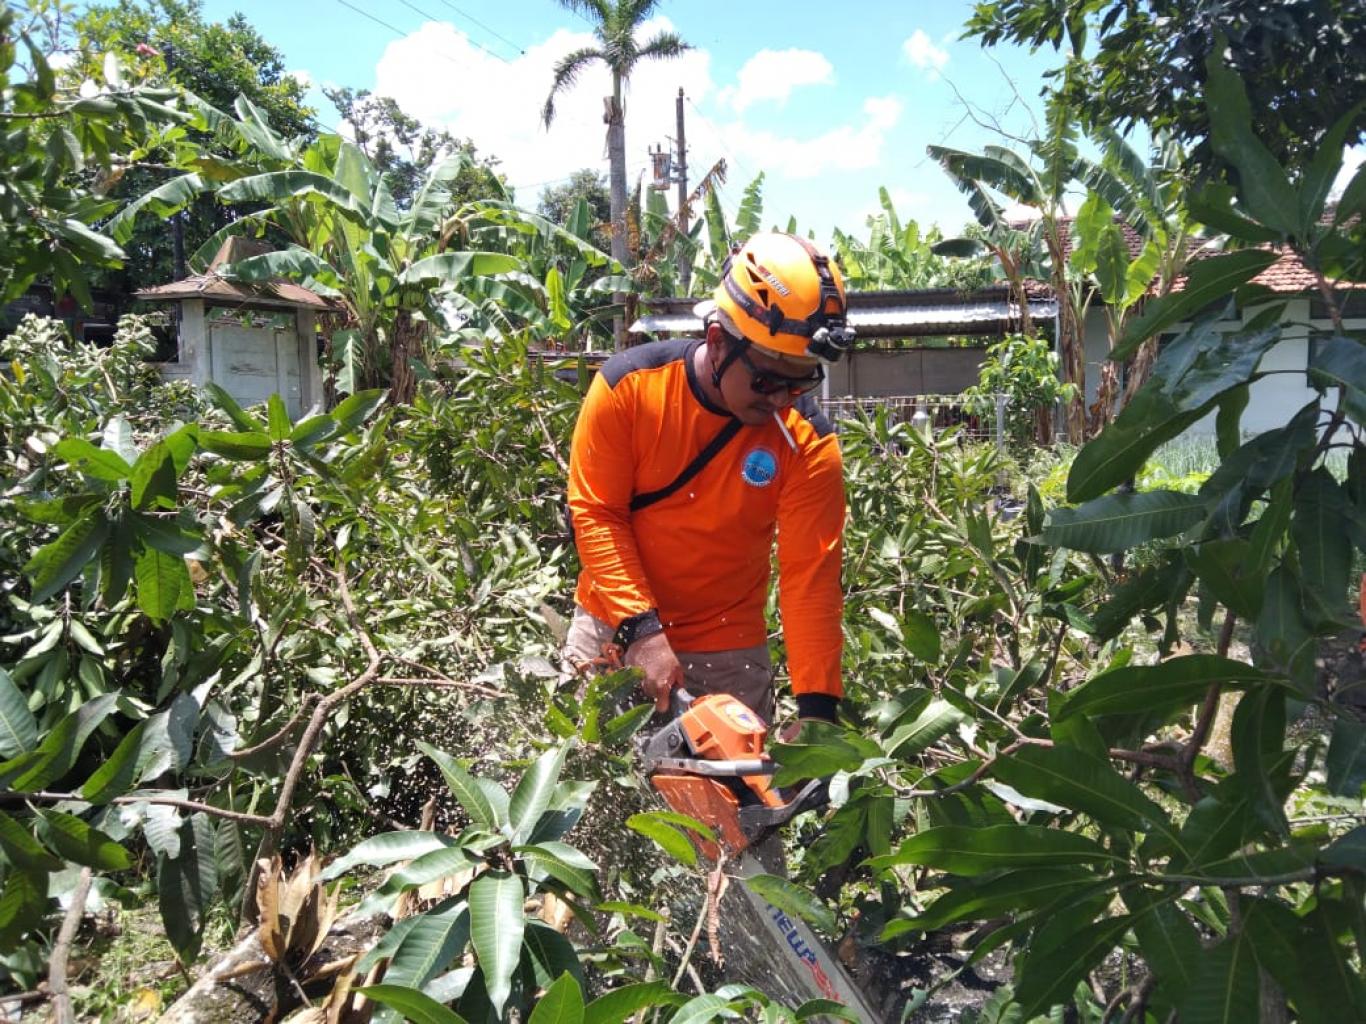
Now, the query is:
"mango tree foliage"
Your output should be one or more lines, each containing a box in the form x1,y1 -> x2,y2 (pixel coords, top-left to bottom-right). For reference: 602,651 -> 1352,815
783,54 -> 1366,1023
0,9 -> 191,307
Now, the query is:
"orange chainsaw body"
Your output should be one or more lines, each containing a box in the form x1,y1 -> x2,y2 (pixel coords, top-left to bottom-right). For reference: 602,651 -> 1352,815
649,693 -> 784,860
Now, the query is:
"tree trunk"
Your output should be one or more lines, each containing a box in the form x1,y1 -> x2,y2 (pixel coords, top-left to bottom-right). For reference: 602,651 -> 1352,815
1058,295 -> 1087,444
1121,335 -> 1161,406
606,81 -> 629,352
157,913 -> 385,1024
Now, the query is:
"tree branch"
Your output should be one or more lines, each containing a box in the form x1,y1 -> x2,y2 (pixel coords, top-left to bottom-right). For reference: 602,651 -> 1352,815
49,866 -> 92,1024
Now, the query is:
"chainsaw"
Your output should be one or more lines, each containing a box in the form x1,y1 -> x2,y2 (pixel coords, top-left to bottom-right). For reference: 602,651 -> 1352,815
639,690 -> 883,1022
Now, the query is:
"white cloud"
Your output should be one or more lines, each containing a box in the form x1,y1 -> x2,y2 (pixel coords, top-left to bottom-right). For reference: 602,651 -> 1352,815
717,48 -> 834,113
716,94 -> 903,181
287,69 -> 313,89
1331,145 -> 1364,200
902,29 -> 949,80
371,16 -> 713,197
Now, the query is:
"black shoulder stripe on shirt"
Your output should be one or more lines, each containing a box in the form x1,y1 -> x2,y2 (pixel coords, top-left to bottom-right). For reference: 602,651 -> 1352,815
601,337 -> 694,388
792,393 -> 836,438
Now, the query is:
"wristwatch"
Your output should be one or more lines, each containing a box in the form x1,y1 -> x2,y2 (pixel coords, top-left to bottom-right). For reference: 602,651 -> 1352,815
613,609 -> 664,650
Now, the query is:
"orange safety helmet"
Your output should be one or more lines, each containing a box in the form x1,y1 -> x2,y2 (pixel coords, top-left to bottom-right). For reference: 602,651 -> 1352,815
711,232 -> 855,364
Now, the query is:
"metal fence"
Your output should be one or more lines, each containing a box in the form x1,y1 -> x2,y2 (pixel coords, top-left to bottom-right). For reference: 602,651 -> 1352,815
819,393 -> 1006,445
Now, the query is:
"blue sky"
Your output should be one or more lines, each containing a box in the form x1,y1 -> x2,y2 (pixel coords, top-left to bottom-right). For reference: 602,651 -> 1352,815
192,1 -> 1093,243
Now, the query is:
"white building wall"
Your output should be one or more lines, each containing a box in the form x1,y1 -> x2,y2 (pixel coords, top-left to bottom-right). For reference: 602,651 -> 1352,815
1082,297 -> 1366,437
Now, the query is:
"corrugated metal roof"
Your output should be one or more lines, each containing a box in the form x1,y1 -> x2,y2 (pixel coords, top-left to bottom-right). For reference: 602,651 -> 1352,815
631,290 -> 1056,338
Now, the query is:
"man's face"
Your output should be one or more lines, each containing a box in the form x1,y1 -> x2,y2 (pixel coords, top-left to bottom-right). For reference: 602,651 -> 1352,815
707,326 -> 822,426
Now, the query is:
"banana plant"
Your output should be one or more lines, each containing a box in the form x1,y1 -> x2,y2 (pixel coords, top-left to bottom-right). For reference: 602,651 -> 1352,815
113,98 -> 539,400
832,187 -> 995,291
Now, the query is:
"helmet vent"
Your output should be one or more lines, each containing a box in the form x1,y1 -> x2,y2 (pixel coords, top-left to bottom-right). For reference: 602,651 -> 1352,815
756,288 -> 770,305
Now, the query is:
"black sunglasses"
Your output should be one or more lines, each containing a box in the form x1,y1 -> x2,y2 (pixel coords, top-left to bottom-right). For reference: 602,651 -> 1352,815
736,347 -> 824,397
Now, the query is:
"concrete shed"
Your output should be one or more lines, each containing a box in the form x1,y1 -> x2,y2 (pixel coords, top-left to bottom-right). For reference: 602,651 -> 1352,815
137,237 -> 330,418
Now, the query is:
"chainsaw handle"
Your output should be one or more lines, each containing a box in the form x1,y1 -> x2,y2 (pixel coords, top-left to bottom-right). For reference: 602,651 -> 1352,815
667,686 -> 695,719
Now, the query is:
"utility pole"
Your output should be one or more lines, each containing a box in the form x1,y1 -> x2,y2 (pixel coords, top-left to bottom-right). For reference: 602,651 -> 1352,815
675,88 -> 689,291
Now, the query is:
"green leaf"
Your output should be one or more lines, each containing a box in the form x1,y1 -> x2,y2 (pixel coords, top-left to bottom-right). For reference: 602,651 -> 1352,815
198,430 -> 272,461
1229,689 -> 1289,835
668,995 -> 735,1024
991,744 -> 1177,841
1113,250 -> 1278,360
331,389 -> 386,434
357,985 -> 470,1024
418,743 -> 502,830
25,511 -> 109,603
359,847 -> 476,914
516,843 -> 601,901
9,693 -> 118,792
1016,912 -> 1134,1018
902,609 -> 941,662
379,900 -> 471,990
1177,920 -> 1260,1024
1255,567 -> 1317,693
509,744 -> 570,843
321,831 -> 461,881
0,811 -> 62,870
888,869 -> 1097,936
584,981 -> 682,1024
52,437 -> 131,481
528,973 -> 584,1024
134,545 -> 188,623
399,252 -> 522,285
1043,490 -> 1207,554
0,667 -> 38,758
34,809 -> 132,870
523,920 -> 584,989
469,870 -> 525,1015
885,699 -> 962,758
266,395 -> 291,443
128,441 -> 178,510
158,814 -> 216,962
745,874 -> 836,934
1059,655 -> 1270,720
626,813 -> 697,866
81,719 -> 150,803
204,383 -> 262,432
1204,46 -> 1301,237
1326,717 -> 1366,797
1292,469 -> 1352,622
866,825 -> 1121,876
1124,889 -> 1201,1003
1245,897 -> 1366,1024
771,725 -> 876,785
334,329 -> 363,397
0,869 -> 48,949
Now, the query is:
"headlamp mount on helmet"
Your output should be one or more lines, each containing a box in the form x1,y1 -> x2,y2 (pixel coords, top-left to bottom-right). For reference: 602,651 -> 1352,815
718,235 -> 855,365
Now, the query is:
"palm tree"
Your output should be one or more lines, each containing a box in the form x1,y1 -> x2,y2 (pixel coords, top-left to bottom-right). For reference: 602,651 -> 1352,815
541,0 -> 690,349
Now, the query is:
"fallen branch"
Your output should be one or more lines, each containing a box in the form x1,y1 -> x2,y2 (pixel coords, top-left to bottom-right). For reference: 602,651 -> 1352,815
49,866 -> 92,1024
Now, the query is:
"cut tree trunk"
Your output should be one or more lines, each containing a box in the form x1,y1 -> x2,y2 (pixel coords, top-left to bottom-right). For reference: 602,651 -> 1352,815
156,913 -> 385,1024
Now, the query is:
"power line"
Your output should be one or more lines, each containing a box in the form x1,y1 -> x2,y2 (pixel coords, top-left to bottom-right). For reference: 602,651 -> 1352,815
685,96 -> 760,185
434,0 -> 526,56
392,0 -> 511,63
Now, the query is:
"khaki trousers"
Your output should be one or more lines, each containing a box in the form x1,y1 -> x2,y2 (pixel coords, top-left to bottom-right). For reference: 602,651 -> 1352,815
562,605 -> 775,723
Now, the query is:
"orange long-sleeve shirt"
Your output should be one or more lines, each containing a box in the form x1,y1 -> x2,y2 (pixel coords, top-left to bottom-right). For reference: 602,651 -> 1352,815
567,338 -> 845,700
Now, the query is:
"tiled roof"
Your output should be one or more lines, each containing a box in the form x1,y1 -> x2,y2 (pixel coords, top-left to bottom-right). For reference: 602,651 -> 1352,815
1055,216 -> 1362,296
135,237 -> 335,311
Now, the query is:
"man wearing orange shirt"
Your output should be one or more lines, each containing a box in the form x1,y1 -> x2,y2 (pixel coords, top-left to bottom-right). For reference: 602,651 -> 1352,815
563,232 -> 854,731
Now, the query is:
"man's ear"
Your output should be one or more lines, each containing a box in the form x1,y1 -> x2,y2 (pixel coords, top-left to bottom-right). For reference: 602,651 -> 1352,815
705,321 -> 725,348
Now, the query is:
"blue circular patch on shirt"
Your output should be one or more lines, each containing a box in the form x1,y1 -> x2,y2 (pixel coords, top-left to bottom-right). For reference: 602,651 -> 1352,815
741,447 -> 778,488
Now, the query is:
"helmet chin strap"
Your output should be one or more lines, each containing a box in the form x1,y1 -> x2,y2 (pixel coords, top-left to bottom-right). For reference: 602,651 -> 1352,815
709,327 -> 748,389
